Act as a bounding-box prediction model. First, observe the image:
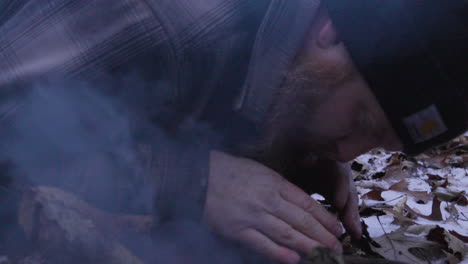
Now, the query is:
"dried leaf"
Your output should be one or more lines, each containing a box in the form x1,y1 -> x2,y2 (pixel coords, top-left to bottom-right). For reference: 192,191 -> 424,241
389,180 -> 432,204
372,172 -> 387,180
449,231 -> 468,243
434,188 -> 466,204
356,181 -> 389,190
417,197 -> 443,221
386,197 -> 417,227
371,228 -> 447,264
405,225 -> 437,236
425,155 -> 450,169
351,161 -> 364,172
359,202 -> 386,217
455,193 -> 468,206
402,205 -> 421,220
445,230 -> 468,261
427,226 -> 446,245
445,203 -> 459,217
362,190 -> 385,201
441,179 -> 450,188
390,214 -> 417,227
381,166 -> 410,183
386,153 -> 402,166
427,174 -> 445,181
393,196 -> 408,215
443,216 -> 460,226
427,226 -> 468,262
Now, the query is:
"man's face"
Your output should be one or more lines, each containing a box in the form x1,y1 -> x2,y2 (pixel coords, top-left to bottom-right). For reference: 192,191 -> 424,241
264,6 -> 402,163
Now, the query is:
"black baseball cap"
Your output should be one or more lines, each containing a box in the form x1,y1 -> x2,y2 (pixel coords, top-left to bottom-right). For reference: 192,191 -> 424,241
325,0 -> 468,155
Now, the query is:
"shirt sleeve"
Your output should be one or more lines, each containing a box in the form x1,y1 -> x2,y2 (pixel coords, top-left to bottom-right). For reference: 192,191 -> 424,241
0,0 -> 215,222
135,122 -> 215,223
0,80 -> 214,223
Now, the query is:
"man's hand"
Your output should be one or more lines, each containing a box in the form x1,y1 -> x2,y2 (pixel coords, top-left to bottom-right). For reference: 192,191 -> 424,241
203,151 -> 343,264
302,158 -> 362,240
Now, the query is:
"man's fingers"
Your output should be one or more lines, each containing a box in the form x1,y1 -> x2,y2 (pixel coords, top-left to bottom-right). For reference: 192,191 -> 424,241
340,190 -> 362,240
280,180 -> 342,237
237,229 -> 301,264
330,162 -> 351,211
270,197 -> 342,252
258,214 -> 326,255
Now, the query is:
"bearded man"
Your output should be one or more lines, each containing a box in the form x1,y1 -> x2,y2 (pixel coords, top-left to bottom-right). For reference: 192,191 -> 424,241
0,0 -> 466,263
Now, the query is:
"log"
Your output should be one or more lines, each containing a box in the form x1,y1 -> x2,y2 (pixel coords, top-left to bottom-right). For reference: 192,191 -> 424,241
18,186 -> 149,264
300,248 -> 409,264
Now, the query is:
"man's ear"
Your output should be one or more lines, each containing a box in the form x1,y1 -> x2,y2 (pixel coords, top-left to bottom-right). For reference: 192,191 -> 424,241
300,14 -> 354,87
316,19 -> 340,49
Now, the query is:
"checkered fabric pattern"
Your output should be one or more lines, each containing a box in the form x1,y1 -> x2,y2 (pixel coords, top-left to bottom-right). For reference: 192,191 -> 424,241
0,0 -> 320,219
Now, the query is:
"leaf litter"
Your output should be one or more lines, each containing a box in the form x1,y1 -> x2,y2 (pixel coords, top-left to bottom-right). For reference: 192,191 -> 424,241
347,133 -> 468,263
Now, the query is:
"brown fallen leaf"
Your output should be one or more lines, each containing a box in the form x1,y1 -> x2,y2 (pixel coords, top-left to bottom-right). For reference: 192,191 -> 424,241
371,228 -> 447,264
434,187 -> 467,205
389,214 -> 417,227
351,161 -> 364,172
362,190 -> 385,201
429,177 -> 451,188
393,197 -> 419,220
389,180 -> 432,204
386,196 -> 444,226
417,197 -> 443,221
449,231 -> 468,243
439,135 -> 468,152
427,173 -> 445,181
381,165 -> 411,183
386,153 -> 402,166
360,208 -> 386,218
372,171 -> 387,180
359,199 -> 395,218
445,203 -> 459,218
427,226 -> 446,245
386,197 -> 417,227
441,179 -> 450,188
405,224 -> 437,236
424,154 -> 450,169
388,180 -> 407,192
392,196 -> 408,216
455,192 -> 468,206
443,216 -> 460,226
427,226 -> 468,262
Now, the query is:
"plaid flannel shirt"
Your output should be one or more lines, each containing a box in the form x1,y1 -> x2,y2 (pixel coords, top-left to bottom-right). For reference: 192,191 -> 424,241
0,0 -> 320,220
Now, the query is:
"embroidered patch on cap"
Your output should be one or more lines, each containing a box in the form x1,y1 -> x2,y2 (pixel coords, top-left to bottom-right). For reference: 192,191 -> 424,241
403,105 -> 448,143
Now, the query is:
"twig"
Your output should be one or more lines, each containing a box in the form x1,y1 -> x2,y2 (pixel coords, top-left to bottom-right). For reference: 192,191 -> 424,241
439,143 -> 468,154
460,212 -> 468,221
377,215 -> 397,261
374,195 -> 405,205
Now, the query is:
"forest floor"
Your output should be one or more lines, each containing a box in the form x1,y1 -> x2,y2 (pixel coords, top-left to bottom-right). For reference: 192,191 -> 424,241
325,132 -> 468,264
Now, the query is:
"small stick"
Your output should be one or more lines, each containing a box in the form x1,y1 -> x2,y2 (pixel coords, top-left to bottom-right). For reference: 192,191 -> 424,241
376,216 -> 397,261
369,195 -> 405,206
